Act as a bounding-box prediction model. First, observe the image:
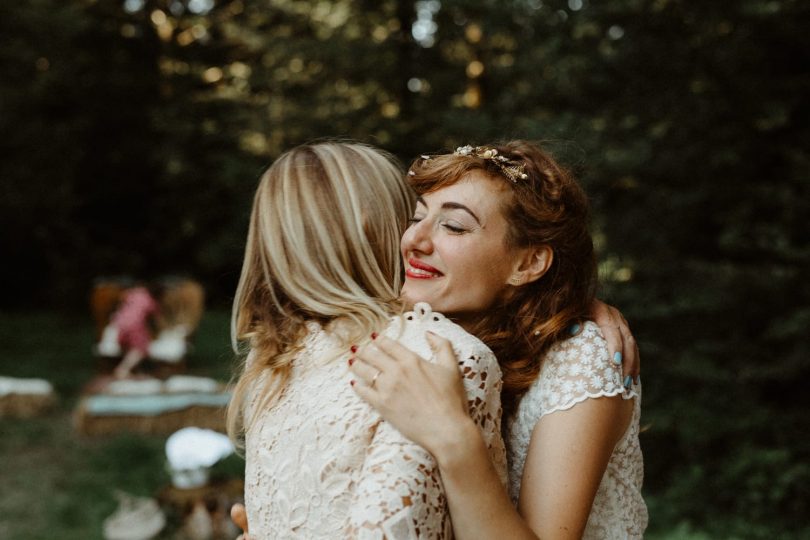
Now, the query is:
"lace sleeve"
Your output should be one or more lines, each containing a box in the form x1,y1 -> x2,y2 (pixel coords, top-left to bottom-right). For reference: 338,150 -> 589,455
527,322 -> 634,419
458,344 -> 508,485
345,421 -> 450,539
344,351 -> 506,539
408,302 -> 507,484
345,304 -> 507,538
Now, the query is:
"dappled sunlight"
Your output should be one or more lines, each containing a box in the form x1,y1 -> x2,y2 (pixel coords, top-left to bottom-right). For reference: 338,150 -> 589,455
1,0 -> 807,538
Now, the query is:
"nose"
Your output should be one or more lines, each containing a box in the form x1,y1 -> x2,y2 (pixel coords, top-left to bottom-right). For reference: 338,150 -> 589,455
402,218 -> 433,255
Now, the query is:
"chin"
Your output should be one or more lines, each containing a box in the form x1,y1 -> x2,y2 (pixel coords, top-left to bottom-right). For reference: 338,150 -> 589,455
400,285 -> 432,309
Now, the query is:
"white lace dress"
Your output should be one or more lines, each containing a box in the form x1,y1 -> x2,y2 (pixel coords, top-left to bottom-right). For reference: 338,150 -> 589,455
244,303 -> 507,539
506,321 -> 648,539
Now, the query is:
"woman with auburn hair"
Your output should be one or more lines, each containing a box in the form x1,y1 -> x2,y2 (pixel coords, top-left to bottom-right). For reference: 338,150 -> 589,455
350,141 -> 647,539
226,142 -> 506,538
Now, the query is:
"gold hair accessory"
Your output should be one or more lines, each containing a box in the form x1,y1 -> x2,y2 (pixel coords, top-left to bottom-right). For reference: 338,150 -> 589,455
454,145 -> 529,183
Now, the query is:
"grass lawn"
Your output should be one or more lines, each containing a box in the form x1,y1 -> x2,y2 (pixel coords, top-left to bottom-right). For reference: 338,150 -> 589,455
0,310 -> 241,540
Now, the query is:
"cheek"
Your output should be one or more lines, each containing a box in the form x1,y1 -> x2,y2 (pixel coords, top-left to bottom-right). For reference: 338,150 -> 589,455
464,246 -> 514,286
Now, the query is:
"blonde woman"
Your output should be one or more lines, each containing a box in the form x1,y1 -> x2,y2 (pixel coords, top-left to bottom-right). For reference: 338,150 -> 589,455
226,142 -> 506,539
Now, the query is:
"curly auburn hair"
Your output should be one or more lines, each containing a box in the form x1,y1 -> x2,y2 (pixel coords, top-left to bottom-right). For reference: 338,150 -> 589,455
406,140 -> 598,417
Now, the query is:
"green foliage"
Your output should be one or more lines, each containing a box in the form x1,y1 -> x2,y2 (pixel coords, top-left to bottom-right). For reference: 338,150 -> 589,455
1,0 -> 808,537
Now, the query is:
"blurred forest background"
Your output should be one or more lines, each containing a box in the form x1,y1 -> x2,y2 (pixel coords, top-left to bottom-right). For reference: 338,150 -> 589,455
1,0 -> 808,538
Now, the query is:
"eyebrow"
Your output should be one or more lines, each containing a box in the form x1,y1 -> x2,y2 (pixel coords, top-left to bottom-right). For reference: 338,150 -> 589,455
416,196 -> 481,225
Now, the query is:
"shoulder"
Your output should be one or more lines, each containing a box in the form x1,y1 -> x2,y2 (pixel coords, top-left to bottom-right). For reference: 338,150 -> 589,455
544,321 -> 611,371
522,321 -> 627,418
387,303 -> 500,374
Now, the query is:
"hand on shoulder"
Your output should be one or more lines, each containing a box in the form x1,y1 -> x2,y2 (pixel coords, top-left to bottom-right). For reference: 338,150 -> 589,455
349,332 -> 472,457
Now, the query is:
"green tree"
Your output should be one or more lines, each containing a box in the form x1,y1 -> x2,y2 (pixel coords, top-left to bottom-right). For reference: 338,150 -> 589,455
1,1 -> 808,536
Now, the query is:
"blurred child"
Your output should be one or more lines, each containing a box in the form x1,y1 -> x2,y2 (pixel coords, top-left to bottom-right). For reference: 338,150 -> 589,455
111,285 -> 163,378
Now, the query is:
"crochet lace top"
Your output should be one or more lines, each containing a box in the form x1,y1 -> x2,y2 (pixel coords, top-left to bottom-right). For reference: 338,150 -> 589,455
506,321 -> 648,539
244,303 -> 506,539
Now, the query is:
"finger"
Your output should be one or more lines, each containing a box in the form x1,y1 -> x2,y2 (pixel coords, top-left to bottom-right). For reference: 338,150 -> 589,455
351,375 -> 382,406
600,324 -> 624,371
591,301 -> 623,368
354,337 -> 401,373
230,503 -> 249,533
425,331 -> 458,370
608,306 -> 634,372
348,356 -> 382,387
616,313 -> 641,381
368,334 -> 428,367
620,330 -> 634,380
613,311 -> 638,381
624,331 -> 640,381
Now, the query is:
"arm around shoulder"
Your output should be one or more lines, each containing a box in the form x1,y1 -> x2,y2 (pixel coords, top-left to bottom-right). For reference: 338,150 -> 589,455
424,333 -> 539,540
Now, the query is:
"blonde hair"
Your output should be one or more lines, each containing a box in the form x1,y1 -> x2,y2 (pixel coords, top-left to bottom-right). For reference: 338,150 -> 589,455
226,142 -> 414,446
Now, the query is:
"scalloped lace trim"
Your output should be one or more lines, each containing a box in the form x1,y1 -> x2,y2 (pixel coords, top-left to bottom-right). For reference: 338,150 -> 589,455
541,387 -> 637,417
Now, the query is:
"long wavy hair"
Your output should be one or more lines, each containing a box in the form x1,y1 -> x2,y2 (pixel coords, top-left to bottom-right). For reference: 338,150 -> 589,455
406,140 -> 597,418
226,142 -> 414,446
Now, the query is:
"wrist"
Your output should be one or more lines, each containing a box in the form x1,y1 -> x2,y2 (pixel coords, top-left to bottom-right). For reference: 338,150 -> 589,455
431,416 -> 480,471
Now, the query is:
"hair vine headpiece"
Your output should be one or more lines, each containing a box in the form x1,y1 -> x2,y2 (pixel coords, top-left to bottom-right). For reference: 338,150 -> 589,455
454,145 -> 528,183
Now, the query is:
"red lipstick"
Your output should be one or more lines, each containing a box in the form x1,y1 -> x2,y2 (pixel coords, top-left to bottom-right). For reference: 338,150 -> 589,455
406,258 -> 443,279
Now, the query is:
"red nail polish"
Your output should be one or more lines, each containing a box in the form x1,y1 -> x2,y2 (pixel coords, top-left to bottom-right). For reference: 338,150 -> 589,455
348,358 -> 354,366
350,380 -> 355,386
371,332 -> 378,340
350,345 -> 358,353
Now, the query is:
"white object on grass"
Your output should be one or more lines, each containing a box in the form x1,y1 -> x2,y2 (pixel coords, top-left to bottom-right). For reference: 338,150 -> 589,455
0,376 -> 54,396
165,427 -> 234,488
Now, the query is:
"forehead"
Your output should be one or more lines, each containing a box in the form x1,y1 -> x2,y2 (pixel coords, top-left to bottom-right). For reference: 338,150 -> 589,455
421,170 -> 511,210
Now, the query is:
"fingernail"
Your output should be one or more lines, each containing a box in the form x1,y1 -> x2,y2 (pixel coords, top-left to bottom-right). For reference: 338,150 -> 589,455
350,345 -> 358,353
623,375 -> 633,389
348,358 -> 354,366
371,332 -> 378,340
350,380 -> 355,386
569,323 -> 581,335
613,352 -> 623,365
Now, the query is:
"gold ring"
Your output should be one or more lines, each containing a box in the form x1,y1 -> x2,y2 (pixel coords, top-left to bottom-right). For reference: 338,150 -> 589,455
371,370 -> 381,389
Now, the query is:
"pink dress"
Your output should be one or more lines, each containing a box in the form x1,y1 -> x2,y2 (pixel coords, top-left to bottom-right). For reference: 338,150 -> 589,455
111,287 -> 159,354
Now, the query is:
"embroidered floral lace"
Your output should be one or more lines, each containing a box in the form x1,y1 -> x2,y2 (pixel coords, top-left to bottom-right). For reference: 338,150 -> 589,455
507,321 -> 648,539
244,303 -> 506,539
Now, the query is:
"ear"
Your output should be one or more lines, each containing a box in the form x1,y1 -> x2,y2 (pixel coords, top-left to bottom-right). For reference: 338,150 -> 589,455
508,245 -> 553,286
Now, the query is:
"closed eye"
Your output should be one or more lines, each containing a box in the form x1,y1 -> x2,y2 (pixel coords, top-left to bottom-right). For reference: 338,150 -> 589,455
442,223 -> 467,234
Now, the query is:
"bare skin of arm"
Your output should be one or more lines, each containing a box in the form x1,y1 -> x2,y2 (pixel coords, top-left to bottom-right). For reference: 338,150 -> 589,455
351,333 -> 633,540
519,396 -> 633,539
